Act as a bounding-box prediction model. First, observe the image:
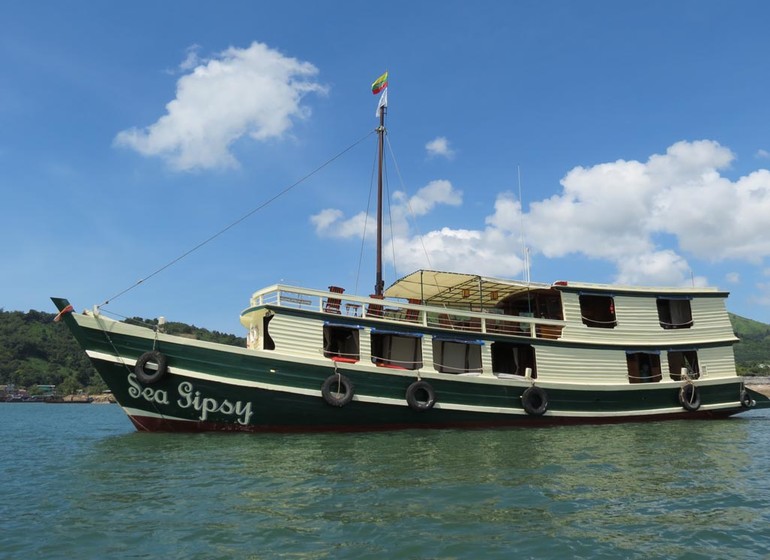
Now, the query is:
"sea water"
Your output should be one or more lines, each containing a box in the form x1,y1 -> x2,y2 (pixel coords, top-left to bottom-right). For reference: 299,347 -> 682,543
2,403 -> 770,559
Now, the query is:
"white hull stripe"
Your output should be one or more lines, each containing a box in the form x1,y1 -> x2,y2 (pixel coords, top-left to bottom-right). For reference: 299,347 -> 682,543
90,350 -> 739,419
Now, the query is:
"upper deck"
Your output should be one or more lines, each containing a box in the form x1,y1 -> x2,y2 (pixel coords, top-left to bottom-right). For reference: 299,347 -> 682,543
240,270 -> 737,348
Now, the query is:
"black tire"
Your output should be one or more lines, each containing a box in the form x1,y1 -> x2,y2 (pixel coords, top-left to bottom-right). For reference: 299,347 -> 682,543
521,386 -> 548,416
740,389 -> 756,409
679,383 -> 701,412
406,380 -> 436,412
321,374 -> 354,407
134,350 -> 168,385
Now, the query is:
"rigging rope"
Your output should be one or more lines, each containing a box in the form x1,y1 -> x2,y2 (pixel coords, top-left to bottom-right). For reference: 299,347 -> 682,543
385,135 -> 433,271
354,139 -> 380,296
98,129 -> 376,309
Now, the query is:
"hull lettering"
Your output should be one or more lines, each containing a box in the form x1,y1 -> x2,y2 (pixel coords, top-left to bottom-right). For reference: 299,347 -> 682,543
128,373 -> 170,404
126,374 -> 254,425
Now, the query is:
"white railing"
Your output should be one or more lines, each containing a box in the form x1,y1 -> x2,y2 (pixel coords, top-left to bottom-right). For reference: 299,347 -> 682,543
247,284 -> 566,340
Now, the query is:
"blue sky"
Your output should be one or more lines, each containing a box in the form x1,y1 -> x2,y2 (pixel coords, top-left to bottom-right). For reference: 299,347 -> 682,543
3,1 -> 770,333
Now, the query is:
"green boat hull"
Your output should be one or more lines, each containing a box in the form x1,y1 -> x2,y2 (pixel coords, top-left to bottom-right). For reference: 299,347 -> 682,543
52,298 -> 765,432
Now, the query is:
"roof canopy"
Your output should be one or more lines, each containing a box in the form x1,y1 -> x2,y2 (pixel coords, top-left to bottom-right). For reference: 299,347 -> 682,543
384,269 -> 550,307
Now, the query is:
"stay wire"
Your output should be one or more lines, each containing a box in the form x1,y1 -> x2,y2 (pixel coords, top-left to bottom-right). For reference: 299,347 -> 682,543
384,135 -> 433,270
354,143 -> 379,296
384,162 -> 397,281
98,129 -> 376,309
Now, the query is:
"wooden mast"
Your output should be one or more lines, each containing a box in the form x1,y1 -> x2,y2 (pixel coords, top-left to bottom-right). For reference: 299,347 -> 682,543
374,102 -> 386,296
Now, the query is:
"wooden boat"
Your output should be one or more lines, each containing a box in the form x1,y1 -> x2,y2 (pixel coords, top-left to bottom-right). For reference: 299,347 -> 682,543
51,83 -> 767,432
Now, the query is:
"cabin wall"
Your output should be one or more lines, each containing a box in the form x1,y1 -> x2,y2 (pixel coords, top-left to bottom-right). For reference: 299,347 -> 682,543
265,313 -> 326,359
693,346 -> 738,379
560,292 -> 735,345
256,303 -> 738,384
533,346 -> 630,383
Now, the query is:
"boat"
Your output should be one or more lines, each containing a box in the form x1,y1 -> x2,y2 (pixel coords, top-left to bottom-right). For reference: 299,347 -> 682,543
51,78 -> 768,432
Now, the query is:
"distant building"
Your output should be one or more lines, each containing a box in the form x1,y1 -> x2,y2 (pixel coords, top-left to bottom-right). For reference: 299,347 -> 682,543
36,384 -> 56,396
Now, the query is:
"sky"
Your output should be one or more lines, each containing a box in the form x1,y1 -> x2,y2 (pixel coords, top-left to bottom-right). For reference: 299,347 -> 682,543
3,0 -> 770,333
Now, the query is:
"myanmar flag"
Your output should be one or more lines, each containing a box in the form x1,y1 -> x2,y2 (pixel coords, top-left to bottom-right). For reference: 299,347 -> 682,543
372,71 -> 388,94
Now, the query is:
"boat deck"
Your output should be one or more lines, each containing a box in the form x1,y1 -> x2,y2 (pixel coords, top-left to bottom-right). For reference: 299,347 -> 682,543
242,284 -> 566,340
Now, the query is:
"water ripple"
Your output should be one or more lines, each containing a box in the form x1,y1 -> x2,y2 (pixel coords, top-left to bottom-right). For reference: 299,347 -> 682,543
2,404 -> 770,559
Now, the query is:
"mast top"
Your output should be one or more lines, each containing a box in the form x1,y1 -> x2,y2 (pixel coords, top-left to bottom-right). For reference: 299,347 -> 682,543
372,72 -> 389,296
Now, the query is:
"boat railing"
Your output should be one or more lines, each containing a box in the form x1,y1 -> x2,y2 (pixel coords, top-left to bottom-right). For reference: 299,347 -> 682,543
249,285 -> 566,340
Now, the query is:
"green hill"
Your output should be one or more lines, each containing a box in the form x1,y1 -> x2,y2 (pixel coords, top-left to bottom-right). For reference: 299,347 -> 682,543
730,313 -> 770,374
0,308 -> 245,396
1,308 -> 769,395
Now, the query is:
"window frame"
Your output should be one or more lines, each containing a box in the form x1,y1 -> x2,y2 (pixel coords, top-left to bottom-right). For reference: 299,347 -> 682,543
370,329 -> 423,370
322,323 -> 361,362
432,338 -> 484,374
626,351 -> 662,383
579,294 -> 617,329
657,297 -> 693,330
491,341 -> 537,378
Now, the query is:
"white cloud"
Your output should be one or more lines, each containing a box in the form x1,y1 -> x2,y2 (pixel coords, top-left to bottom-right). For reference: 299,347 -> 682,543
312,179 -> 463,240
115,41 -> 327,171
314,139 -> 770,287
425,136 -> 455,159
614,251 -> 706,287
405,179 -> 462,214
726,272 -> 740,284
310,209 -> 370,239
178,44 -> 203,71
521,140 -> 747,284
757,149 -> 770,159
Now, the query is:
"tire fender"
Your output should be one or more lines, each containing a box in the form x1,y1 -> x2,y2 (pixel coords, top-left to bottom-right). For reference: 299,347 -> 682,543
134,351 -> 168,385
406,380 -> 436,412
679,383 -> 701,412
740,389 -> 756,409
321,374 -> 355,407
521,386 -> 548,416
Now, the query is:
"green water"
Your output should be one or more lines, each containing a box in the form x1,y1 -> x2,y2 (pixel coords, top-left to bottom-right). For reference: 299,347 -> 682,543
2,403 -> 769,559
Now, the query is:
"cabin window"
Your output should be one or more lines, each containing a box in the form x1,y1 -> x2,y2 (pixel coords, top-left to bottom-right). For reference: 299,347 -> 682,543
579,294 -> 617,328
491,342 -> 537,378
432,339 -> 483,374
263,314 -> 275,351
323,325 -> 360,362
370,331 -> 423,370
626,352 -> 662,383
657,298 -> 693,329
667,350 -> 699,381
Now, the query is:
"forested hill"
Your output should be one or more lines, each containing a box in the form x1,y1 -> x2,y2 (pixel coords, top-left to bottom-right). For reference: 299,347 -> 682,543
730,313 -> 770,374
0,309 -> 245,395
1,308 -> 769,394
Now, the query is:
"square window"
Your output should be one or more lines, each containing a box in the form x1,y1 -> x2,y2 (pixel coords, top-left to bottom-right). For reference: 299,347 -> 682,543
579,295 -> 617,328
657,298 -> 693,329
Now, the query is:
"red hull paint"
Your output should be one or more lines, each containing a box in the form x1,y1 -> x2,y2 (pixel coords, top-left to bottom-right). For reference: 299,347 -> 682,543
128,408 -> 743,434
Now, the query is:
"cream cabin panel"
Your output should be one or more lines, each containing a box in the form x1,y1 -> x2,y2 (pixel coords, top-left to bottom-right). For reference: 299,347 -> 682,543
480,343 -> 494,376
659,346 -> 737,381
559,292 -> 735,345
534,346 -> 631,383
359,328 -> 373,364
696,346 -> 738,379
266,314 -> 327,359
690,298 -> 735,334
421,335 -> 435,372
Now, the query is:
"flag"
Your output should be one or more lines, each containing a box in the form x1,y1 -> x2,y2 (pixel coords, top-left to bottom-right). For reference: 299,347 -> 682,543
376,89 -> 388,118
371,71 -> 388,94
53,304 -> 74,322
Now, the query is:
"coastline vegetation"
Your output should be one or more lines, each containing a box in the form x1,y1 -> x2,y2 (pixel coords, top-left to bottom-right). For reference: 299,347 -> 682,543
0,308 -> 245,396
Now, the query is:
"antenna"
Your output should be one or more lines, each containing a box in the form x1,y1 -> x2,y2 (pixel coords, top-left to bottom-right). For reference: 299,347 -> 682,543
518,165 -> 530,284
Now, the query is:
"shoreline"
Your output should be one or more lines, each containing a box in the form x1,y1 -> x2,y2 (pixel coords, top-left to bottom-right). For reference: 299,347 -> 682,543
744,376 -> 770,397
